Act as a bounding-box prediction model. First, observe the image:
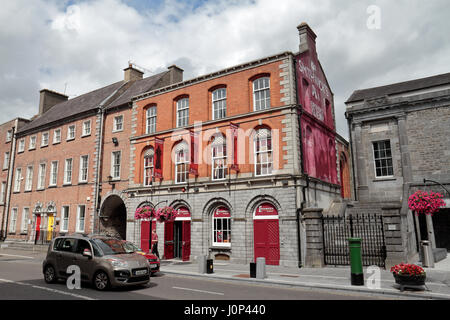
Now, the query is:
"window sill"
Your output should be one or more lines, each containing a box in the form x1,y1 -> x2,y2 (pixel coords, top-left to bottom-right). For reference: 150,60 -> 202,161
210,246 -> 231,250
28,148 -> 36,151
78,181 -> 88,185
48,185 -> 57,188
112,129 -> 123,133
63,183 -> 72,187
66,138 -> 75,142
53,141 -> 61,145
373,177 -> 396,182
40,144 -> 48,148
81,134 -> 91,138
36,188 -> 45,191
24,189 -> 32,193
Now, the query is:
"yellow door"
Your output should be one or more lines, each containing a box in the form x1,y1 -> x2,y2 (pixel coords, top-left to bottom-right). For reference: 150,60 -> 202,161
47,215 -> 54,241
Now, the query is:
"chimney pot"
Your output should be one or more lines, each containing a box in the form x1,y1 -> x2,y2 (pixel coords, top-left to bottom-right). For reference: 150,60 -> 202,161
39,89 -> 68,115
167,65 -> 184,84
124,64 -> 144,82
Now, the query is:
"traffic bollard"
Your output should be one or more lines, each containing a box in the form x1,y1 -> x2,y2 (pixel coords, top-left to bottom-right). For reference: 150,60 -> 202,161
198,255 -> 207,274
348,237 -> 364,286
256,257 -> 266,279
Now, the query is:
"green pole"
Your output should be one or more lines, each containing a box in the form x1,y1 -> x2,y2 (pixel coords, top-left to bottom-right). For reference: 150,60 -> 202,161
348,237 -> 364,286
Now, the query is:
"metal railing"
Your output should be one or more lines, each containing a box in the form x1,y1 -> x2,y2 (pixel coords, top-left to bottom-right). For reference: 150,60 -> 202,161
322,213 -> 386,268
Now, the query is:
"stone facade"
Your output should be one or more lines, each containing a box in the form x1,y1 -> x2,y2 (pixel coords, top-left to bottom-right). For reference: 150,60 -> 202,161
346,73 -> 450,266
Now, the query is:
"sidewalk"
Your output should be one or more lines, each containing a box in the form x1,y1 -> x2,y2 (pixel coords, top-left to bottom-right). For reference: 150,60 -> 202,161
159,258 -> 450,300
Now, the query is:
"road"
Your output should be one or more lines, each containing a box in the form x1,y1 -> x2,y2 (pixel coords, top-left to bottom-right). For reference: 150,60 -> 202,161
0,249 -> 392,301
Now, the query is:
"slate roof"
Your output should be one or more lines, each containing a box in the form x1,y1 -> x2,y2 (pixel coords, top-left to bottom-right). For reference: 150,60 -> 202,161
346,72 -> 450,103
17,70 -> 169,135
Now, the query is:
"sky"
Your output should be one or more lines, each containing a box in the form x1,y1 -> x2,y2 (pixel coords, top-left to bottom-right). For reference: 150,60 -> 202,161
1,0 -> 449,138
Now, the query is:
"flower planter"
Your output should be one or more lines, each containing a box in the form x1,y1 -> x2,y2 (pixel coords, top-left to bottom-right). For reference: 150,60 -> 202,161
393,274 -> 426,286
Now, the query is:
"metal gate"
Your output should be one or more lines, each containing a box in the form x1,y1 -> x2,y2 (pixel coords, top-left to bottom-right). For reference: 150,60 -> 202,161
322,214 -> 386,268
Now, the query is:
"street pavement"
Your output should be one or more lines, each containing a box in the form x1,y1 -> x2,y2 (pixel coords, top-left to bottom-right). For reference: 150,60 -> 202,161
1,247 -> 449,300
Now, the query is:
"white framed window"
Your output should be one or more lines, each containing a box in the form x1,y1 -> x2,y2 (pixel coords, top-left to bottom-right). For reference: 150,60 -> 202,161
82,120 -> 91,137
41,132 -> 49,147
373,140 -> 394,177
212,88 -> 227,120
212,207 -> 231,247
76,205 -> 86,233
253,77 -> 271,111
0,182 -> 6,204
61,206 -> 70,232
6,130 -> 12,142
21,208 -> 29,233
211,136 -> 227,180
3,152 -> 9,170
53,129 -> 61,144
254,128 -> 273,176
143,148 -> 154,186
50,161 -> 58,186
13,168 -> 22,192
25,165 -> 33,191
18,139 -> 25,153
174,142 -> 189,184
10,208 -> 18,233
176,98 -> 189,128
37,163 -> 46,189
146,107 -> 157,134
111,151 -> 121,180
67,125 -> 76,140
64,158 -> 73,184
113,115 -> 123,132
79,155 -> 89,183
29,135 -> 37,150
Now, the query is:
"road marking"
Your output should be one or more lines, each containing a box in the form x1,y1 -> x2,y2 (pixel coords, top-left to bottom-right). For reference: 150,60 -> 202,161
0,278 -> 96,300
0,253 -> 34,259
172,286 -> 224,296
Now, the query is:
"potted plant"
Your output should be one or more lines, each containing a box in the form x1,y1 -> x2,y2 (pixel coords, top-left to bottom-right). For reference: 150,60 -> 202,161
408,190 -> 445,216
390,263 -> 426,286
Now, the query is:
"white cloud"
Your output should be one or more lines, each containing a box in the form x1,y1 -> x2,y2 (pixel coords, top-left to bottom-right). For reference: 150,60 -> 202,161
0,0 -> 449,138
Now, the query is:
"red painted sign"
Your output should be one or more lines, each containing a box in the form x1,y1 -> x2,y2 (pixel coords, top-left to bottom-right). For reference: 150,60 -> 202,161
175,206 -> 191,218
214,206 -> 231,218
189,131 -> 199,176
255,203 -> 278,217
153,138 -> 164,179
230,123 -> 239,172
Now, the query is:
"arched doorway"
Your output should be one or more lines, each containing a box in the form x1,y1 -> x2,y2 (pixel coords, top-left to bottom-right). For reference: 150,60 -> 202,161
100,195 -> 127,239
164,206 -> 191,261
253,202 -> 280,265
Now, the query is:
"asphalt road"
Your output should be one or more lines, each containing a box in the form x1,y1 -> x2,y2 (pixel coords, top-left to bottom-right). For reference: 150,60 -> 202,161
0,249 -> 390,301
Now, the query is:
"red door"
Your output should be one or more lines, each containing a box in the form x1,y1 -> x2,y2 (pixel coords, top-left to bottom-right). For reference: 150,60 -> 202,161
35,215 -> 41,243
182,221 -> 191,261
164,221 -> 174,259
253,203 -> 280,265
141,221 -> 150,252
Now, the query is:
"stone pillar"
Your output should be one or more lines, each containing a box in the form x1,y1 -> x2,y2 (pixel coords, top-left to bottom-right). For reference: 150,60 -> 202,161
302,208 -> 324,268
353,122 -> 369,201
382,205 -> 408,268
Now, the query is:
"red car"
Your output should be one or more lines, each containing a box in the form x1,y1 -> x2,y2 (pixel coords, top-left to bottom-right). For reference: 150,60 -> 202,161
122,241 -> 160,275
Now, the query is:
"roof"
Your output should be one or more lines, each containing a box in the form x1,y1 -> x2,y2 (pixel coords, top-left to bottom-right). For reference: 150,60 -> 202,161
346,72 -> 450,103
107,71 -> 169,109
17,70 -> 170,135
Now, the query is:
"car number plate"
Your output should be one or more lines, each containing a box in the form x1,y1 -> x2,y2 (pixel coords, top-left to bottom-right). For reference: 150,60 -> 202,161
150,264 -> 157,269
135,269 -> 148,275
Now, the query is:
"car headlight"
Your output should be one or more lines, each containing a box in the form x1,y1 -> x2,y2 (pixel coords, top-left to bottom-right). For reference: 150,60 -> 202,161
107,258 -> 128,268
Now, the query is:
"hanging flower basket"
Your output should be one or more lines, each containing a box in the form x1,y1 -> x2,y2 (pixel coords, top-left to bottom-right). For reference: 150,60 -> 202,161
155,206 -> 177,222
134,205 -> 176,223
391,263 -> 426,286
408,190 -> 445,216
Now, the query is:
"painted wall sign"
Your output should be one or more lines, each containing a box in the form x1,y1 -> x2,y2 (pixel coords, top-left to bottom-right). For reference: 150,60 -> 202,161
214,206 -> 231,218
153,137 -> 164,179
254,203 -> 279,219
189,131 -> 199,176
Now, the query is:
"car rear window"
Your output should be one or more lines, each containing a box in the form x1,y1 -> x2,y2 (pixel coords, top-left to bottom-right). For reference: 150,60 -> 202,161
54,238 -> 76,252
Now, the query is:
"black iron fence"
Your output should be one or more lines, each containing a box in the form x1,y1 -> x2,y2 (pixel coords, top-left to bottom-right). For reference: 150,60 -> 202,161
322,214 -> 386,268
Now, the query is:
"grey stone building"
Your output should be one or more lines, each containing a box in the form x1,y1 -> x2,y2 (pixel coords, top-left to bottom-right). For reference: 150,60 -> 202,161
345,72 -> 450,265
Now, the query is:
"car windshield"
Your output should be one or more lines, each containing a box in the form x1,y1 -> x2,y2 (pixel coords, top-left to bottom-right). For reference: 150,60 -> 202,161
91,238 -> 129,255
122,241 -> 140,253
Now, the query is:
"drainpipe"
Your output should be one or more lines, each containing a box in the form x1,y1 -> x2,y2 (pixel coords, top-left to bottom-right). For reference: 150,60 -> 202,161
1,120 -> 18,241
345,112 -> 358,201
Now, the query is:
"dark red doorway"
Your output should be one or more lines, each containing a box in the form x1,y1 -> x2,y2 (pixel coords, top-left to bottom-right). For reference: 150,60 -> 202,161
253,203 -> 280,265
164,206 -> 191,261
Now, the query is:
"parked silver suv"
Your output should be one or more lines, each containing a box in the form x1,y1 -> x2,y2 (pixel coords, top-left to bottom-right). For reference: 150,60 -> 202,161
42,234 -> 151,290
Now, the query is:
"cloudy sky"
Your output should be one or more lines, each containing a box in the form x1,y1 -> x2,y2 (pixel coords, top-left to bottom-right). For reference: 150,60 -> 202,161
1,0 -> 449,138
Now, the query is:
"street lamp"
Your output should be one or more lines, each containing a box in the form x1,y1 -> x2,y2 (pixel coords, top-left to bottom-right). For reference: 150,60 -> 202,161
423,178 -> 450,197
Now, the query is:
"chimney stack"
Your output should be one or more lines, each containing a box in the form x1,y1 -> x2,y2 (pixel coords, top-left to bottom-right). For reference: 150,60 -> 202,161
167,65 -> 184,84
39,89 -> 68,115
297,22 -> 317,54
124,63 -> 144,82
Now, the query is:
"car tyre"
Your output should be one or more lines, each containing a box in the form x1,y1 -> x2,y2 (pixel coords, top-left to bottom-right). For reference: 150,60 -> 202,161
44,265 -> 57,284
93,271 -> 110,291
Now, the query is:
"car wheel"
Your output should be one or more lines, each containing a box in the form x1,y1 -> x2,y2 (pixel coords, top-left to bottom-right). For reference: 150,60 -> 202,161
93,271 -> 110,291
44,265 -> 57,284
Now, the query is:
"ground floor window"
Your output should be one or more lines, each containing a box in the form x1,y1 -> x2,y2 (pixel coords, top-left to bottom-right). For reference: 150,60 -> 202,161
212,207 -> 231,247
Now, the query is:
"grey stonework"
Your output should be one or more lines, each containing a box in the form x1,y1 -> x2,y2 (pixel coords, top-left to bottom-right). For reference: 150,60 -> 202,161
346,78 -> 450,265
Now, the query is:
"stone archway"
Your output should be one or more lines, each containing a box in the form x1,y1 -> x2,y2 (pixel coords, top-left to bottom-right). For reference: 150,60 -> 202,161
100,194 -> 127,239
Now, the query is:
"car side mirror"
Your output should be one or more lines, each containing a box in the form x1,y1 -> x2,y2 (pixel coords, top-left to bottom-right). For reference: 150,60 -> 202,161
82,248 -> 92,258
